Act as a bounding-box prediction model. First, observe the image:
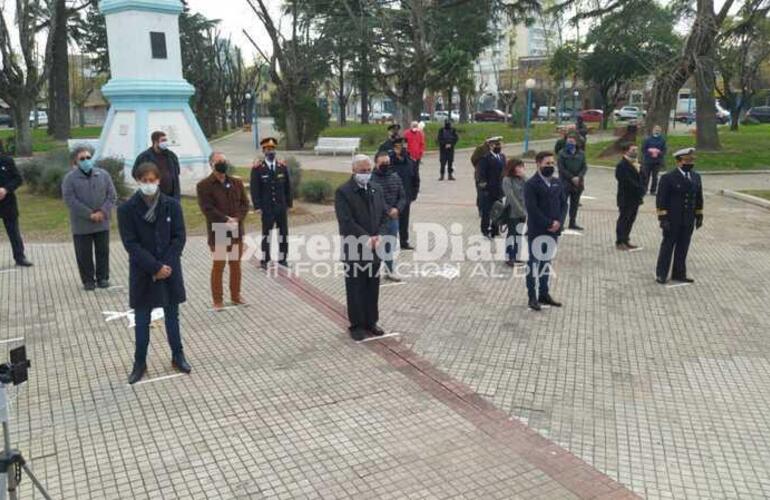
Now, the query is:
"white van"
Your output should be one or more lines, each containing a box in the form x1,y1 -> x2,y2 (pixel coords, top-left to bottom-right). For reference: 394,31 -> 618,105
537,106 -> 556,120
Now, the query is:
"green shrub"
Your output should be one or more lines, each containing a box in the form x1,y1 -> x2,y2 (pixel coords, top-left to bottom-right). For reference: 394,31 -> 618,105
286,155 -> 302,200
268,92 -> 330,148
300,179 -> 333,203
96,157 -> 130,198
40,163 -> 69,198
20,159 -> 45,192
19,147 -> 128,198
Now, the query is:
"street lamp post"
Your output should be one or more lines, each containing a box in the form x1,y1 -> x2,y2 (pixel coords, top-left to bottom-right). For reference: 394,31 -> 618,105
573,90 -> 579,122
524,78 -> 536,154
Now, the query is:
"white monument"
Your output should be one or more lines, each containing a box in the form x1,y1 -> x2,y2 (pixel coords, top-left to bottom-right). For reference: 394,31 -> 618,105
96,0 -> 211,188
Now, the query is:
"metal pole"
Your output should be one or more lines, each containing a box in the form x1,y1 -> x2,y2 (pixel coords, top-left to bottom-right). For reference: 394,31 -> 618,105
252,95 -> 258,151
524,89 -> 533,153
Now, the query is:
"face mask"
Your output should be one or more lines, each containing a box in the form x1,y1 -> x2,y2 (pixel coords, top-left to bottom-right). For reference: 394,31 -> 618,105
139,182 -> 159,196
411,127 -> 418,132
355,173 -> 371,186
444,123 -> 451,129
541,166 -> 555,177
626,152 -> 638,160
214,162 -> 229,174
653,132 -> 661,137
681,163 -> 694,172
158,141 -> 169,151
492,146 -> 502,154
265,151 -> 276,162
78,158 -> 94,173
378,162 -> 390,171
566,143 -> 576,154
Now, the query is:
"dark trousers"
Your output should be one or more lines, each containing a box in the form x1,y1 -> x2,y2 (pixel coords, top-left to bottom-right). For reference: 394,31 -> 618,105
2,216 -> 26,263
567,189 -> 583,225
73,230 -> 110,285
479,192 -> 500,237
261,209 -> 289,263
439,147 -> 455,176
642,162 -> 661,194
399,202 -> 412,246
526,235 -> 558,300
344,261 -> 380,329
656,223 -> 694,280
616,203 -> 640,245
134,304 -> 183,365
506,217 -> 526,261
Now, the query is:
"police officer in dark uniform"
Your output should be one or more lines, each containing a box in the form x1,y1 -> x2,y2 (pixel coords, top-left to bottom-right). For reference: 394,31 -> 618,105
389,138 -> 419,249
378,124 -> 401,153
250,137 -> 292,269
655,147 -> 703,284
0,140 -> 32,267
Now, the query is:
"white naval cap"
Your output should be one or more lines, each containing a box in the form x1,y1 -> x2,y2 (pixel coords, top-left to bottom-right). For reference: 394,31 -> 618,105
673,147 -> 695,159
486,136 -> 503,143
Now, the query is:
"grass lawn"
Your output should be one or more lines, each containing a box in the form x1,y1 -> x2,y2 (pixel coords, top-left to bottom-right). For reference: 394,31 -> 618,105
320,122 -> 559,152
741,190 -> 770,201
585,124 -> 770,171
15,168 -> 345,242
0,127 -> 102,153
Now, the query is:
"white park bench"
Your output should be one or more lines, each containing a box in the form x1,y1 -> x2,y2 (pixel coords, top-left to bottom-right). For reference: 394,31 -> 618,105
314,137 -> 361,156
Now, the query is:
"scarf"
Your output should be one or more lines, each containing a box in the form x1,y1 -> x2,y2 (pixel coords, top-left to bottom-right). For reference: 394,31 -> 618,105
142,193 -> 161,223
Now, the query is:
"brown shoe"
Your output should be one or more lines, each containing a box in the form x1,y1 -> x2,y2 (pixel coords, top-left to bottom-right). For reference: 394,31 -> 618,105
625,243 -> 639,250
616,243 -> 629,251
231,297 -> 247,306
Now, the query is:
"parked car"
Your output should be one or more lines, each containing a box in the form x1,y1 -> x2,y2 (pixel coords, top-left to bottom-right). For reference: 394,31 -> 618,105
745,106 -> 770,123
419,112 -> 431,122
537,106 -> 557,120
613,106 -> 645,121
0,113 -> 13,127
433,110 -> 459,122
369,111 -> 393,123
675,109 -> 730,125
474,109 -> 510,122
579,109 -> 604,123
29,110 -> 48,127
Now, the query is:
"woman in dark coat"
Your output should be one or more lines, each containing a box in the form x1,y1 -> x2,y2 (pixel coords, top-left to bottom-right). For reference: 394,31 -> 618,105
117,162 -> 191,384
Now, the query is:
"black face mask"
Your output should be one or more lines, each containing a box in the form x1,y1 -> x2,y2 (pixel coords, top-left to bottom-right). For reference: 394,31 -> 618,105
541,166 -> 555,177
444,122 -> 451,129
492,146 -> 502,154
681,163 -> 694,172
214,162 -> 229,174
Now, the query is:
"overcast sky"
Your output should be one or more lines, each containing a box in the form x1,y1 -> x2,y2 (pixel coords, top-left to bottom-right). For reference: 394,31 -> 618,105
186,0 -> 281,61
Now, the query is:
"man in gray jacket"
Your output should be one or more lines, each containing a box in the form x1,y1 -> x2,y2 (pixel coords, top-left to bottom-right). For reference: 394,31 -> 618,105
62,145 -> 118,290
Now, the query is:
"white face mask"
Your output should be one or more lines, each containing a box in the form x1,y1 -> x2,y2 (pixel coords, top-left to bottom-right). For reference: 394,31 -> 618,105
354,173 -> 371,186
158,141 -> 169,151
139,182 -> 159,196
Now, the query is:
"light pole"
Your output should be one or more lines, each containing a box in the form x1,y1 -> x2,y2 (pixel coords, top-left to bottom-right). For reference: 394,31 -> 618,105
524,78 -> 536,154
573,90 -> 579,122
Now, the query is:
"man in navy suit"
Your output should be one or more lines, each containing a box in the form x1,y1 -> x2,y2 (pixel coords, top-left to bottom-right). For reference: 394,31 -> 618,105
477,137 -> 506,237
523,151 -> 567,311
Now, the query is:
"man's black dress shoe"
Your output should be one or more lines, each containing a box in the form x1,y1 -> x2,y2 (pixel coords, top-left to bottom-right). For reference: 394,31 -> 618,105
128,363 -> 146,385
539,294 -> 562,307
172,354 -> 192,374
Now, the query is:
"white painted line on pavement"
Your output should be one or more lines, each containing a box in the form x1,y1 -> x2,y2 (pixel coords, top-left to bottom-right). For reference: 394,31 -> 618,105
0,269 -> 17,275
381,281 -> 408,288
132,373 -> 184,386
628,247 -> 645,253
582,195 -> 597,200
562,229 -> 584,236
0,337 -> 24,345
357,332 -> 402,343
666,282 -> 692,289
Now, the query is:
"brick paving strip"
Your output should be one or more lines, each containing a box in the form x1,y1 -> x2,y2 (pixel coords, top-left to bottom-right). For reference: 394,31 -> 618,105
266,263 -> 639,500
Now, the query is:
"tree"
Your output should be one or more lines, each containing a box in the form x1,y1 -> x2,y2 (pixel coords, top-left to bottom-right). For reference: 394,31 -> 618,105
580,0 -> 679,129
179,10 -> 222,136
72,2 -> 109,75
0,0 -> 53,156
715,17 -> 770,130
69,55 -> 103,128
244,0 -> 328,149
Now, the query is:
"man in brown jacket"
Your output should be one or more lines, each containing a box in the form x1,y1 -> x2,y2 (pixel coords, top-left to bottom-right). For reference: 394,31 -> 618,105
197,152 -> 251,310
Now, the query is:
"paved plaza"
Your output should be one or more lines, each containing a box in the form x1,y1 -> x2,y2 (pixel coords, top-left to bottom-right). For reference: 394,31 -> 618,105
1,142 -> 770,499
